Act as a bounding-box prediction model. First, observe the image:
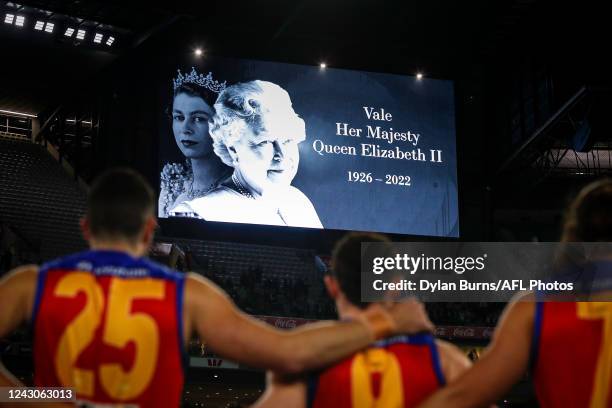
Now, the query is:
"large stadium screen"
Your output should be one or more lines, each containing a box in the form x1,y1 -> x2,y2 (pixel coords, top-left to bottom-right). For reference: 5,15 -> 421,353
158,56 -> 458,237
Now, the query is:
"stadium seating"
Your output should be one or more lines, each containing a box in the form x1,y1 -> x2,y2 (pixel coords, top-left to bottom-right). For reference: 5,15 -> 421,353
0,135 -> 87,261
158,236 -> 319,278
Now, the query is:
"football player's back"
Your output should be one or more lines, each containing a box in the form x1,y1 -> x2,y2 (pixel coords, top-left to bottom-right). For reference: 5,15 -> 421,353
533,299 -> 612,408
33,250 -> 185,406
310,334 -> 446,408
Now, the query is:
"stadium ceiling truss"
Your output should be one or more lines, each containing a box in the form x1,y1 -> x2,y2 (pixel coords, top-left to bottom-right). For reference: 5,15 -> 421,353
495,86 -> 612,186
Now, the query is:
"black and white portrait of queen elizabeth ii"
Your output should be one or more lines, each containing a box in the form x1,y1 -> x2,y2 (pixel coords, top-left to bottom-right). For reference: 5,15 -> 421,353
159,68 -> 230,218
171,80 -> 323,228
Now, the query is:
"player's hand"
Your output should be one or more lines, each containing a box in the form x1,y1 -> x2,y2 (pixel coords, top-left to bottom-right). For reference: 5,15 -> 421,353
382,298 -> 435,334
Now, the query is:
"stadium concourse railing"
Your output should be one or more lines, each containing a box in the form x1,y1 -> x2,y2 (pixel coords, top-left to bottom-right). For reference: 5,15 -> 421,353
187,315 -> 493,371
34,105 -> 96,190
0,131 -> 31,143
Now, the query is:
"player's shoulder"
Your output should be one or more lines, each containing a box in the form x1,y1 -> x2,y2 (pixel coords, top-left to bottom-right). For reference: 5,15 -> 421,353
183,272 -> 236,320
0,264 -> 39,318
0,264 -> 39,285
497,293 -> 537,334
38,249 -> 130,274
184,272 -> 226,297
40,250 -> 90,271
184,272 -> 220,300
508,297 -> 537,319
139,257 -> 184,280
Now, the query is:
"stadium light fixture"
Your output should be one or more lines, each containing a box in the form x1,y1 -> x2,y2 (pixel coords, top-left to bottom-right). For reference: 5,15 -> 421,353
4,13 -> 14,24
64,27 -> 74,37
194,48 -> 203,56
76,29 -> 85,40
93,33 -> 103,43
65,119 -> 93,125
14,15 -> 25,27
105,36 -> 115,46
44,22 -> 54,33
34,20 -> 44,30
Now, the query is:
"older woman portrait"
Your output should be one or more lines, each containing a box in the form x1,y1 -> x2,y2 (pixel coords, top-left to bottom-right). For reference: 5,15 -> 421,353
159,67 -> 230,217
174,80 -> 323,228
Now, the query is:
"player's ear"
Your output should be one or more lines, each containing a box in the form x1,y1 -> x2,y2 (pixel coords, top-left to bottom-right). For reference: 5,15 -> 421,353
324,275 -> 340,300
80,217 -> 91,241
141,215 -> 157,246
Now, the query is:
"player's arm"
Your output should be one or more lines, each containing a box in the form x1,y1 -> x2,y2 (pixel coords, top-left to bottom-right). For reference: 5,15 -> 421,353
436,339 -> 472,383
0,267 -> 86,408
0,266 -> 38,388
417,300 -> 535,408
252,371 -> 306,408
184,273 -> 433,374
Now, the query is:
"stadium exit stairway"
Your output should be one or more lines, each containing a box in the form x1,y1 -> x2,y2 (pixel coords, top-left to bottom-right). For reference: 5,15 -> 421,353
0,135 -> 87,261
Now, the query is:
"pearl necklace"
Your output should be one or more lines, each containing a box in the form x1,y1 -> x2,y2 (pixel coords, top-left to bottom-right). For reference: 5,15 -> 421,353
186,181 -> 216,200
232,174 -> 255,199
231,175 -> 291,225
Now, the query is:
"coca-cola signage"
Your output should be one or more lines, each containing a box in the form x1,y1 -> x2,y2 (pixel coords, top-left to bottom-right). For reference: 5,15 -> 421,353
257,316 -> 493,340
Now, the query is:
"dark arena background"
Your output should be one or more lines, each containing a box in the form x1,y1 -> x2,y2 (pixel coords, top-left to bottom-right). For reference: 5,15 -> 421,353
0,1 -> 611,407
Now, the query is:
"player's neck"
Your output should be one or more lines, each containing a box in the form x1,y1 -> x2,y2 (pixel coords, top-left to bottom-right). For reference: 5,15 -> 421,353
89,239 -> 144,258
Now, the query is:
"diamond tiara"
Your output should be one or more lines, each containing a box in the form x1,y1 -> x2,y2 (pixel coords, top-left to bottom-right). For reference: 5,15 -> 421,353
173,67 -> 227,94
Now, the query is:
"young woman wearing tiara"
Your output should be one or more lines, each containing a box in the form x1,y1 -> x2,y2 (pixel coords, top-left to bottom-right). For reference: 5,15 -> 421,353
158,67 -> 230,218
173,80 -> 323,228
